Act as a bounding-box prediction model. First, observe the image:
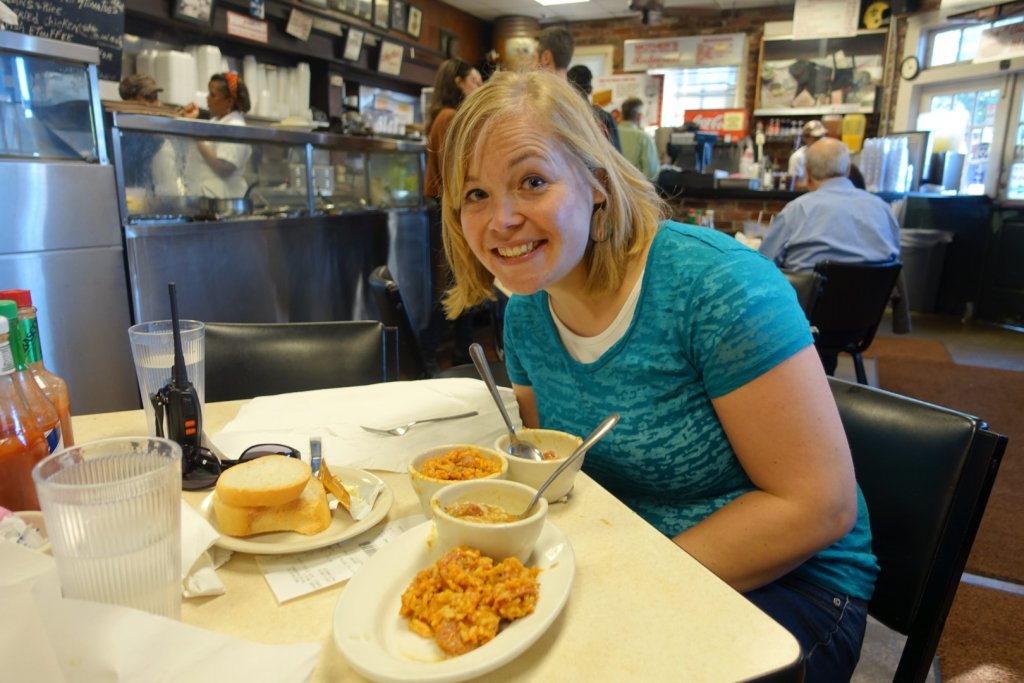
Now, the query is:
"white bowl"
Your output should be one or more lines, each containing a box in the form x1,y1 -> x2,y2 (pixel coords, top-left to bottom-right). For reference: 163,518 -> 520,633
408,444 -> 508,515
495,428 -> 584,502
430,479 -> 548,564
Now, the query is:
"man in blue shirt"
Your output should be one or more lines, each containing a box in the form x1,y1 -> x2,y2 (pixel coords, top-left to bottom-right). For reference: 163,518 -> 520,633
759,137 -> 900,272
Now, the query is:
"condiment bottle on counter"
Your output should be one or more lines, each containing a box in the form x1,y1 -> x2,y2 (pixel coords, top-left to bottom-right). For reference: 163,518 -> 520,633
0,290 -> 73,446
0,316 -> 49,511
0,301 -> 62,455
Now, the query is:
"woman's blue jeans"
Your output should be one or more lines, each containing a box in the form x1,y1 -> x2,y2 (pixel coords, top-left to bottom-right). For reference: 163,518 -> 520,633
744,573 -> 869,682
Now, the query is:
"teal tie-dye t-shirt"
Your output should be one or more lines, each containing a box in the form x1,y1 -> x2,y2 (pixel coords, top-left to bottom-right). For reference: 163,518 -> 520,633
504,221 -> 878,600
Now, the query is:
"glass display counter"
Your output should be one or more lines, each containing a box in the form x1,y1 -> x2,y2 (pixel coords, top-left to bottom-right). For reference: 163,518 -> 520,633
108,113 -> 431,340
110,114 -> 423,223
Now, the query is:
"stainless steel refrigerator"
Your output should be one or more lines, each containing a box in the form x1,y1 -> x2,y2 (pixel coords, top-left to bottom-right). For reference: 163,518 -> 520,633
0,32 -> 138,415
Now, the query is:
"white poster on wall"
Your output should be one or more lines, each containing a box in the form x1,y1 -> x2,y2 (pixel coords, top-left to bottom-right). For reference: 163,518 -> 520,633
792,0 -> 859,38
592,74 -> 662,127
623,34 -> 745,72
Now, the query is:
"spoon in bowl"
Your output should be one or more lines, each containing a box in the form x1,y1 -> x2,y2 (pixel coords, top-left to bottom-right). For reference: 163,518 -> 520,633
469,343 -> 545,462
517,412 -> 620,520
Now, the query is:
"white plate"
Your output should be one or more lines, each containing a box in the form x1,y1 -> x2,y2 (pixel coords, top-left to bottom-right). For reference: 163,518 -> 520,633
199,466 -> 393,555
333,520 -> 575,683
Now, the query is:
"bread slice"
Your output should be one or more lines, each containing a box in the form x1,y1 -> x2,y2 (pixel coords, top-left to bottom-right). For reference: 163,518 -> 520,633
213,477 -> 332,537
216,455 -> 311,507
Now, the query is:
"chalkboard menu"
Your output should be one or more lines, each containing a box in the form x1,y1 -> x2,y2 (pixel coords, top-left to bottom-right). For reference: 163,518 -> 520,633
3,0 -> 125,80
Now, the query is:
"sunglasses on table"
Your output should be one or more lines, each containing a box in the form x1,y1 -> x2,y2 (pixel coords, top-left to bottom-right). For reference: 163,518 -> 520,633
181,443 -> 301,491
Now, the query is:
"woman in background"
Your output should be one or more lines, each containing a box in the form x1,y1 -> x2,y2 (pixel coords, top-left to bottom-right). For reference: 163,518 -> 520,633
182,72 -> 252,198
421,59 -> 484,371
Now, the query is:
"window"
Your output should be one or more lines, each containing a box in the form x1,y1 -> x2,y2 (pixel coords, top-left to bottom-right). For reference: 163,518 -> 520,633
927,16 -> 1024,67
653,67 -> 738,127
920,85 -> 1000,194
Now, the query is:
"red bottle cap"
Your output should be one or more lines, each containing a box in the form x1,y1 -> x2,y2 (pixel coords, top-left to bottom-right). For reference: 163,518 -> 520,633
0,289 -> 31,308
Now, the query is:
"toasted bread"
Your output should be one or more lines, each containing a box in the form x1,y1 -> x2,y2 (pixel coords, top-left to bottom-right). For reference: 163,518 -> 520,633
213,477 -> 331,536
216,455 -> 310,507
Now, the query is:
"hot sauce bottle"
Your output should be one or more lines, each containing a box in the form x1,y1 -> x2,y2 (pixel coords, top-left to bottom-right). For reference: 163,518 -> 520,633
0,300 -> 62,455
0,316 -> 49,511
0,290 -> 73,446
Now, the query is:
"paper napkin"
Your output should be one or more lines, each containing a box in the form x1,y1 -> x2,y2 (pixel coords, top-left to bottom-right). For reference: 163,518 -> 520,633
210,378 -> 520,472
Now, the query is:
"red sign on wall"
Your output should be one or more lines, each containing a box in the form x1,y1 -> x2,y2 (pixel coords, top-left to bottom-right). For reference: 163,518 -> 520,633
683,109 -> 748,140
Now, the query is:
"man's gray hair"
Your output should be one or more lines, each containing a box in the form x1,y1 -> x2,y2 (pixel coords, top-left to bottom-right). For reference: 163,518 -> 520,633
805,138 -> 850,181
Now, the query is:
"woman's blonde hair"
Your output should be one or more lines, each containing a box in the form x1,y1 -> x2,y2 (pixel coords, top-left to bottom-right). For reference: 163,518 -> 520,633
439,70 -> 666,318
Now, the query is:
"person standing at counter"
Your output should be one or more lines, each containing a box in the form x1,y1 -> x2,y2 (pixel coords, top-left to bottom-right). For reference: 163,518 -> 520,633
439,70 -> 877,681
422,59 -> 483,372
566,65 -> 621,153
181,72 -> 252,198
617,97 -> 659,181
788,120 -> 827,190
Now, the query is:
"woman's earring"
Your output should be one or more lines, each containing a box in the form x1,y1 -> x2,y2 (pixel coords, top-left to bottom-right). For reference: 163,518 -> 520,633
590,201 -> 610,243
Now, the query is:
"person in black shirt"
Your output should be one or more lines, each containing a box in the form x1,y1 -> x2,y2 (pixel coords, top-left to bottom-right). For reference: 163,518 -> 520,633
566,65 -> 622,153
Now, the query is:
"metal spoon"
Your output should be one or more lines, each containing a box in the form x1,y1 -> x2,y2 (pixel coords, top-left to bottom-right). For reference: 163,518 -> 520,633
518,412 -> 620,519
469,343 -> 545,462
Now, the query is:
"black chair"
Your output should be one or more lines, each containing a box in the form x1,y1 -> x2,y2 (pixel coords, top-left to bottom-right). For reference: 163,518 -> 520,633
828,378 -> 1007,682
809,260 -> 903,384
781,269 -> 824,319
368,265 -> 510,386
204,321 -> 398,402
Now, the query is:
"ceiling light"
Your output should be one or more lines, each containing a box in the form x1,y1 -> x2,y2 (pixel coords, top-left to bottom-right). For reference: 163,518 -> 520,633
534,0 -> 589,6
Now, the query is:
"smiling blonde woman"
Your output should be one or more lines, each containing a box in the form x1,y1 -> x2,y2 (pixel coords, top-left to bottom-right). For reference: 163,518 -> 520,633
439,69 -> 879,682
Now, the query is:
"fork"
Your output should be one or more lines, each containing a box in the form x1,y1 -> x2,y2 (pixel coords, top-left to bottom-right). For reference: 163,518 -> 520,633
360,411 -> 479,436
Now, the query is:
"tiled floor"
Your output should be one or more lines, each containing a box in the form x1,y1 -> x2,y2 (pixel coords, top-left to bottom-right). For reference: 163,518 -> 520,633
833,312 -> 1024,386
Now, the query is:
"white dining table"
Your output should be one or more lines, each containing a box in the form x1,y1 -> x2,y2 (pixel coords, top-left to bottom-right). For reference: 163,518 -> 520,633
72,393 -> 802,682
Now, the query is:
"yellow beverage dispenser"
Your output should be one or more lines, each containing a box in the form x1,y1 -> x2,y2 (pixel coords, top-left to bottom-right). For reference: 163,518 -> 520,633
842,114 -> 867,153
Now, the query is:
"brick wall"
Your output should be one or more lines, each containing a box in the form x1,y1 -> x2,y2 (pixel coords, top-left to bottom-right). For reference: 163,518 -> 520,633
564,3 -> 937,134
665,195 -> 791,233
567,10 -> 794,117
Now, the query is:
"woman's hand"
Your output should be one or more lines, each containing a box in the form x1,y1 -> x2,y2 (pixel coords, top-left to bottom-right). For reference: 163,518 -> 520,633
194,140 -> 238,178
177,102 -> 200,119
674,346 -> 857,593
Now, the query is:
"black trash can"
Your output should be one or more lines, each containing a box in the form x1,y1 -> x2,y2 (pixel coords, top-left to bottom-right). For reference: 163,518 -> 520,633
900,229 -> 953,313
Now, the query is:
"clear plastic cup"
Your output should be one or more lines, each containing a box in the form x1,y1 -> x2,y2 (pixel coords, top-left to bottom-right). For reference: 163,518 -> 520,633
32,437 -> 183,618
128,320 -> 205,436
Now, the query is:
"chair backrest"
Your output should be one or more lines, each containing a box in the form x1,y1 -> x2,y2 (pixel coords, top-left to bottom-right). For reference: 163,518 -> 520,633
810,260 -> 903,354
828,378 -> 1006,682
368,265 -> 428,379
781,269 -> 824,318
204,321 -> 398,402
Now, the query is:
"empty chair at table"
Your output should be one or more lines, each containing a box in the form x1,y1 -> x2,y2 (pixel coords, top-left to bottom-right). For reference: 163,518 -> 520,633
828,377 -> 1006,682
204,320 -> 398,402
809,259 -> 902,383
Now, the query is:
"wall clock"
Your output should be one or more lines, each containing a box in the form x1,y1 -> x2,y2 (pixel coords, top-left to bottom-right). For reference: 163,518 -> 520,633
900,55 -> 921,81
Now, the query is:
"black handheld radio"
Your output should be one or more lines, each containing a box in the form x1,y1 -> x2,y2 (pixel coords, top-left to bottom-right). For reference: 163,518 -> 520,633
152,283 -> 202,451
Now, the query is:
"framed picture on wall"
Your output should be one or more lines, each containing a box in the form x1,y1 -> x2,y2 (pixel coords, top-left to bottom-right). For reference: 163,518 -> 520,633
344,28 -> 365,62
172,0 -> 216,25
356,0 -> 372,21
390,0 -> 407,33
378,40 -> 404,76
406,6 -> 422,38
373,0 -> 389,29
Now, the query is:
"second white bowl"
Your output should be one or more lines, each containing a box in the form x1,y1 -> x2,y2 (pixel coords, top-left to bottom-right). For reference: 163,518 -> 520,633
495,428 -> 584,502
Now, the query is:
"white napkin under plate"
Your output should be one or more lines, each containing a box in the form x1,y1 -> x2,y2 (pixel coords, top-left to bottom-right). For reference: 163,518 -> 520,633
0,543 -> 320,683
210,378 -> 520,473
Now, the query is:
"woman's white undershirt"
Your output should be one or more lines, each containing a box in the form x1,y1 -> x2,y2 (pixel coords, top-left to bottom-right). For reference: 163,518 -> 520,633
549,269 -> 645,363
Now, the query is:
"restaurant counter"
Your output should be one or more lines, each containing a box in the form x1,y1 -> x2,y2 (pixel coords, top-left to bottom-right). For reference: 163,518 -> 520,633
109,114 -> 432,332
71,398 -> 803,682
